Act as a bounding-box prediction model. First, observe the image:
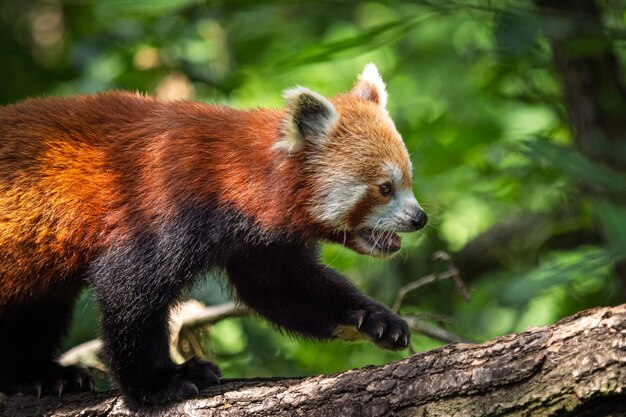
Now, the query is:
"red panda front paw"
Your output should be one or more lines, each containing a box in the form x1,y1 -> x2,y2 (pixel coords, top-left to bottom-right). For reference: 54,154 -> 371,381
337,307 -> 410,351
137,358 -> 220,405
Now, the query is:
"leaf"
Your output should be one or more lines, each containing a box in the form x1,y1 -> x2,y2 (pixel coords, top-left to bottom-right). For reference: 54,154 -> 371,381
500,246 -> 617,307
96,0 -> 203,16
493,11 -> 540,58
275,13 -> 437,69
595,200 -> 626,255
521,138 -> 626,196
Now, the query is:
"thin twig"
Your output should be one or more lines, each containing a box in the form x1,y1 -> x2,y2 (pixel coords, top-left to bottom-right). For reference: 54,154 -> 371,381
392,251 -> 469,313
392,273 -> 439,313
433,251 -> 470,301
404,316 -> 473,344
391,251 -> 471,345
411,311 -> 455,325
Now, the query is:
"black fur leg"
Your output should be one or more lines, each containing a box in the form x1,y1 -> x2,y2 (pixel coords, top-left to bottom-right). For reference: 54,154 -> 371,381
0,290 -> 93,398
226,240 -> 410,350
88,238 -> 222,405
94,298 -> 196,405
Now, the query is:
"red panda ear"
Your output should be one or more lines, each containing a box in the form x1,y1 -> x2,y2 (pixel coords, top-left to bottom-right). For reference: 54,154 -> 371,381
351,63 -> 388,108
278,87 -> 338,153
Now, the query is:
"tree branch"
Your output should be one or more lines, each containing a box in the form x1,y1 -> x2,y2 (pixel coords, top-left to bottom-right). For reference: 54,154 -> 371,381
58,301 -> 249,371
2,304 -> 624,417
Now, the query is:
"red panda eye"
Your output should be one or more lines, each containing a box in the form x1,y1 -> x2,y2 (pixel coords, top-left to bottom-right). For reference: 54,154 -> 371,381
379,182 -> 393,197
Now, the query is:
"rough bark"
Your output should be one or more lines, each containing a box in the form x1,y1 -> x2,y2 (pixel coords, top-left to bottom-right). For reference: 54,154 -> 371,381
1,304 -> 624,417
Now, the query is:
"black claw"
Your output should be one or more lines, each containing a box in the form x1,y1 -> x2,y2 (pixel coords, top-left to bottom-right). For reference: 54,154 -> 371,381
55,380 -> 66,397
356,313 -> 364,330
189,381 -> 199,396
4,365 -> 93,399
344,306 -> 409,350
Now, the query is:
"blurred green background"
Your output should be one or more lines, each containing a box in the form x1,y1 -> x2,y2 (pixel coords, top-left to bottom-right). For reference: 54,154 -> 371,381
1,0 -> 625,386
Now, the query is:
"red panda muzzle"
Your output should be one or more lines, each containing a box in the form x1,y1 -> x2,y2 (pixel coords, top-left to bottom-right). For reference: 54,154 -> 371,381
357,229 -> 402,253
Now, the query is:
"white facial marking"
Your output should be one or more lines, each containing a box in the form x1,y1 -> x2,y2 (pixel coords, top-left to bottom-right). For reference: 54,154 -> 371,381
312,173 -> 367,229
360,162 -> 419,233
362,188 -> 418,232
395,188 -> 421,223
385,161 -> 403,185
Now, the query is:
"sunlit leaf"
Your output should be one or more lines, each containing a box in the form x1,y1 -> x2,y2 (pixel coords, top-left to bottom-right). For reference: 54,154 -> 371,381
521,139 -> 626,195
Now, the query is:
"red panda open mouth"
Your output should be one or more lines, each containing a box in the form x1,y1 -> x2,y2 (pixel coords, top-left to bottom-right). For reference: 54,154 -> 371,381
357,229 -> 402,253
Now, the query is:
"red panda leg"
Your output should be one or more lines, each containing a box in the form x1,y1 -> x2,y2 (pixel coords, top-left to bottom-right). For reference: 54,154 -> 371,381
226,241 -> 410,351
0,291 -> 93,397
89,250 -> 220,406
95,304 -> 220,405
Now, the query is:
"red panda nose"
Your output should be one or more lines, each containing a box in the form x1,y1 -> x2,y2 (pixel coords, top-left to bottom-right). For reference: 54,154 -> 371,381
411,210 -> 428,231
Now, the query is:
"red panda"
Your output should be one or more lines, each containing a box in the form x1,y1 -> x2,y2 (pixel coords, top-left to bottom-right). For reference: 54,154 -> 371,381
0,64 -> 427,405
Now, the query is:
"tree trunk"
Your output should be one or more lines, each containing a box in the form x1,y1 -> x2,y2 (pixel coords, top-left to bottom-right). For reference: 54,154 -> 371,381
534,0 -> 626,292
534,0 -> 626,170
2,304 -> 624,417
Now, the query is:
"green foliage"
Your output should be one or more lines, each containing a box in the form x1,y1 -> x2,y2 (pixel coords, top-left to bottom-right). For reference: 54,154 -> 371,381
1,0 -> 624,379
522,139 -> 626,197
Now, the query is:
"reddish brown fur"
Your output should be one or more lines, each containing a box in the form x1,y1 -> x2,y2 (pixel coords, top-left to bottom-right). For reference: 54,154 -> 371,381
0,92 -> 321,306
0,67 -> 419,404
0,89 -> 411,306
327,94 -> 412,188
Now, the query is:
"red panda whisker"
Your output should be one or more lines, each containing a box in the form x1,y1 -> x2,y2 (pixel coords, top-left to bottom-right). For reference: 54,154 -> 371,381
326,230 -> 348,268
370,219 -> 386,246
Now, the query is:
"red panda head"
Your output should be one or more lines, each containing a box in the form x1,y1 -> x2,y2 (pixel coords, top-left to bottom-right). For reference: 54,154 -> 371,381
276,64 -> 427,257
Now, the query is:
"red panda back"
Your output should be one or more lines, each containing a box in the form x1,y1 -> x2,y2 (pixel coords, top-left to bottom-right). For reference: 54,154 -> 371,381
0,92 -> 311,305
